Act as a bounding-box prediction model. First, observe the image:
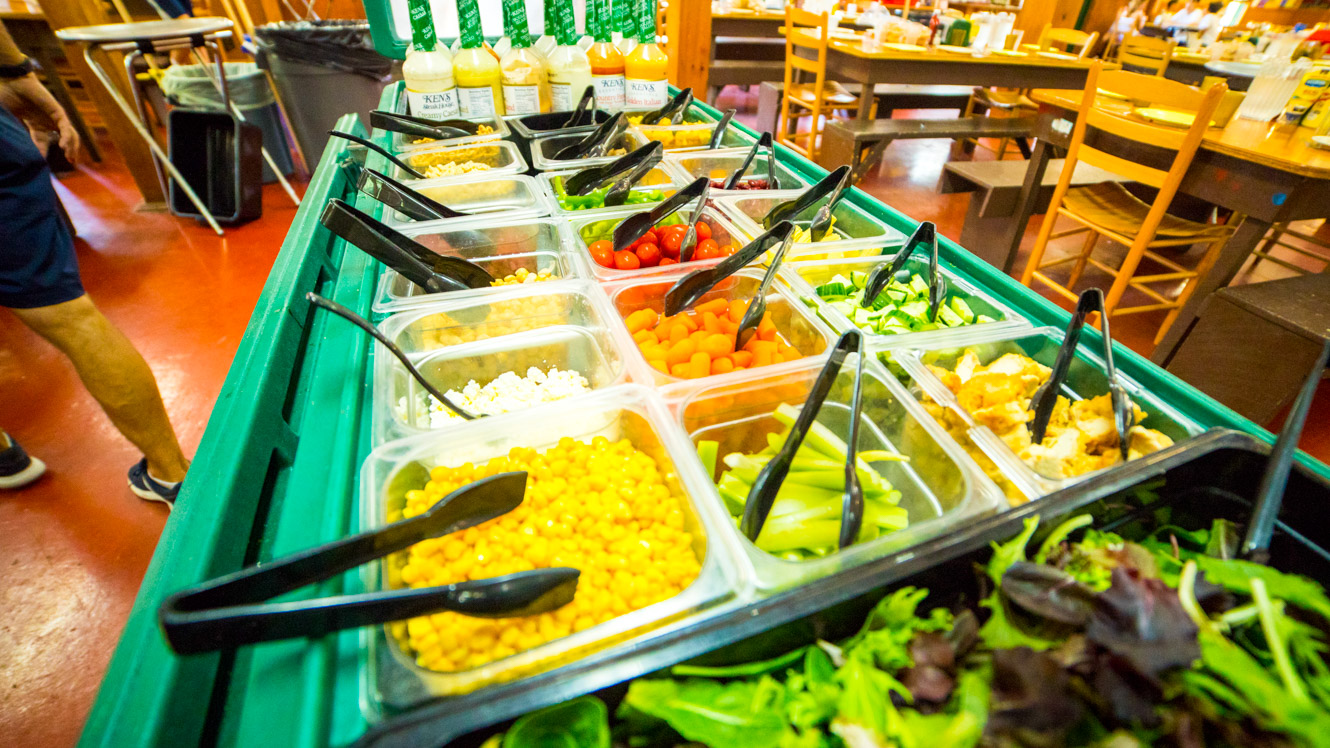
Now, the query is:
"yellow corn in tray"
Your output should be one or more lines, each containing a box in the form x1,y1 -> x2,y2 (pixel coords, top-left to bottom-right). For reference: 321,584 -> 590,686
392,436 -> 702,673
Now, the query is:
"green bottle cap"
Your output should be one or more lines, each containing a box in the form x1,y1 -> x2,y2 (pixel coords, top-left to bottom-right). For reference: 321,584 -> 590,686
503,0 -> 531,48
554,0 -> 577,46
615,0 -> 633,38
593,0 -> 612,43
638,0 -> 656,44
405,0 -> 437,52
456,0 -> 484,49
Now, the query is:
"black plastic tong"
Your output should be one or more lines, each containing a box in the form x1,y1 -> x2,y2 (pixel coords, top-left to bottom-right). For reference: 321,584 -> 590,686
552,111 -> 628,160
370,110 -> 484,140
638,87 -> 694,126
320,199 -> 494,293
760,165 -> 851,233
158,472 -> 581,654
562,141 -> 664,198
709,109 -> 736,149
307,293 -> 476,420
357,167 -> 468,222
662,220 -> 796,317
724,132 -> 782,191
329,129 -> 427,179
858,221 -> 944,321
1242,338 -> 1330,561
562,85 -> 597,129
739,331 -> 867,545
1028,288 -> 1136,461
612,177 -> 710,257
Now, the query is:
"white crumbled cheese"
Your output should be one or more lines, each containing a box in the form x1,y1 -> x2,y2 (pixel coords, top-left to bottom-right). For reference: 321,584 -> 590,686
397,366 -> 592,428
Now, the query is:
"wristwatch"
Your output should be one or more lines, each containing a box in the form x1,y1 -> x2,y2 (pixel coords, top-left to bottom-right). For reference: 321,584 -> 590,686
0,57 -> 36,79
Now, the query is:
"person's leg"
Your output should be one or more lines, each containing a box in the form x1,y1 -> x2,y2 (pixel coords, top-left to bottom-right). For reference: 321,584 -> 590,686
11,296 -> 190,483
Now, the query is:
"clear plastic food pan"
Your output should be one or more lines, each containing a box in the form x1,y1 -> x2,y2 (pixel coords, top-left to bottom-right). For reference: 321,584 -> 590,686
603,266 -> 836,386
714,192 -> 909,262
370,217 -> 588,317
536,169 -> 682,219
894,327 -> 1206,503
782,254 -> 1031,351
359,385 -> 745,710
394,139 -> 526,183
372,298 -> 635,443
530,131 -> 643,172
567,205 -> 749,282
663,148 -> 813,192
389,111 -> 510,154
665,354 -> 1003,592
381,173 -> 554,227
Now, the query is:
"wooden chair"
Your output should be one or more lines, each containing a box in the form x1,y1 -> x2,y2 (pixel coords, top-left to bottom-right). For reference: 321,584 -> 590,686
1117,34 -> 1175,76
1020,63 -> 1235,346
1250,222 -> 1330,274
1024,24 -> 1099,58
966,25 -> 1097,159
776,6 -> 872,161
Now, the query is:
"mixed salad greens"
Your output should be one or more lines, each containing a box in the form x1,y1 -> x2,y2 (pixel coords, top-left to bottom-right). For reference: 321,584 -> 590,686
699,403 -> 909,561
486,513 -> 1330,747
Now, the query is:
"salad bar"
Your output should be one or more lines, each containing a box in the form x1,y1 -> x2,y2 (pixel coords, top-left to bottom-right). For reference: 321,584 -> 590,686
79,85 -> 1330,748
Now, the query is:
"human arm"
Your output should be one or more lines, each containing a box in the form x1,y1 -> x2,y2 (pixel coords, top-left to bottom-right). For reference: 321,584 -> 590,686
0,21 -> 80,160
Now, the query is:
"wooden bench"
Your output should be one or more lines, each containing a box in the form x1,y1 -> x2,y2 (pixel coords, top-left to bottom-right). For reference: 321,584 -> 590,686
707,39 -> 787,103
937,159 -> 1125,269
820,116 -> 1038,178
752,80 -> 974,134
1165,272 -> 1330,424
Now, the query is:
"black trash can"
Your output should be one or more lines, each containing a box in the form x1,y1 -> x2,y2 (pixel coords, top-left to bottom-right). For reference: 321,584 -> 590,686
160,62 -> 294,183
254,20 -> 394,165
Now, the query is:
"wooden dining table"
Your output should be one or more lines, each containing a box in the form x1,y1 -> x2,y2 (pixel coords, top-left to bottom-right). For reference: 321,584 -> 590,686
991,88 -> 1330,365
787,28 -> 1104,122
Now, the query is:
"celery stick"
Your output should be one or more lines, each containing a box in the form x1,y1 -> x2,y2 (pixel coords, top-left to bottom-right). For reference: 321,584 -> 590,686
697,440 -> 719,478
756,519 -> 844,553
717,484 -> 748,515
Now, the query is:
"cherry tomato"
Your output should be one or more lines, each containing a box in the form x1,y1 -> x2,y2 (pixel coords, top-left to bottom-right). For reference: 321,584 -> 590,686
694,239 -> 720,260
695,221 -> 712,241
635,242 -> 663,267
640,228 -> 659,247
589,240 -> 615,268
658,257 -> 678,265
659,230 -> 683,257
613,250 -> 641,270
719,243 -> 737,256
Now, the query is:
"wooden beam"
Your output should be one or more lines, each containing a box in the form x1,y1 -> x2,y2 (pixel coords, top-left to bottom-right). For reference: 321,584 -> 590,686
37,0 -> 166,205
665,0 -> 711,95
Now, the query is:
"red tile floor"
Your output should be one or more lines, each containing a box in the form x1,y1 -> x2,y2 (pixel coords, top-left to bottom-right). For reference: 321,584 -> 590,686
1,96 -> 1327,746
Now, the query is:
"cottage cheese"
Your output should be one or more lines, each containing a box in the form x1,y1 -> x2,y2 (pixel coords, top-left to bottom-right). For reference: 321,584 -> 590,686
399,366 -> 592,428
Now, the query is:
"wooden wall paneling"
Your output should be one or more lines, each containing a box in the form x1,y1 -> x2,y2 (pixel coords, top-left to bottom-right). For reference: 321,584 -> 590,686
1015,0 -> 1057,37
665,0 -> 711,95
37,0 -> 167,204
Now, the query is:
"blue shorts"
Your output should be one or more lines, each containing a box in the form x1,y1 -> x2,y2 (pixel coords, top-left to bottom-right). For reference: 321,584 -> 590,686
0,104 -> 84,309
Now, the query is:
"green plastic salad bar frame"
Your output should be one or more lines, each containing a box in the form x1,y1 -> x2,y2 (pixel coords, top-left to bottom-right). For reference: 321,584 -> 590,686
78,86 -> 1330,748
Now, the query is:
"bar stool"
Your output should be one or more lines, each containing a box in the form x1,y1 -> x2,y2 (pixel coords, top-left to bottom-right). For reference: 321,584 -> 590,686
55,18 -> 300,235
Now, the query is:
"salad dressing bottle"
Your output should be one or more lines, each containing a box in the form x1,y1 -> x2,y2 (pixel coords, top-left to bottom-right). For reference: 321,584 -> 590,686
401,0 -> 459,118
452,0 -> 504,116
588,0 -> 626,110
535,0 -> 558,58
614,0 -> 638,55
547,0 -> 595,112
499,0 -> 551,114
625,0 -> 669,109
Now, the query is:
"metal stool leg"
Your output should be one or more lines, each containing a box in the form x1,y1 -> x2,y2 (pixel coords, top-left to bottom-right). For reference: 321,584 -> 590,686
81,45 -> 223,235
121,49 -> 170,199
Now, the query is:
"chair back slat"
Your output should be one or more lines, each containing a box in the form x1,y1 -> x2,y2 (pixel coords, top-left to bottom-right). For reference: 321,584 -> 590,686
1065,63 -> 1225,203
1037,24 -> 1099,58
1118,34 -> 1175,76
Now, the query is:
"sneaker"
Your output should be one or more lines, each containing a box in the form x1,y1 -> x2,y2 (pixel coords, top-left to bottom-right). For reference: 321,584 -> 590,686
0,434 -> 46,489
128,459 -> 180,507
